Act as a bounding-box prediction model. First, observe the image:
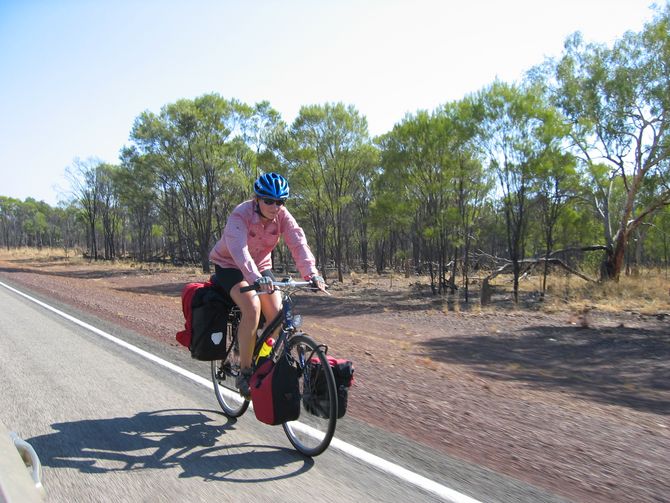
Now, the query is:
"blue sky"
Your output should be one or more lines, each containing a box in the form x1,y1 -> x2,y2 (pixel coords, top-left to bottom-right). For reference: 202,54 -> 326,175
0,0 -> 659,206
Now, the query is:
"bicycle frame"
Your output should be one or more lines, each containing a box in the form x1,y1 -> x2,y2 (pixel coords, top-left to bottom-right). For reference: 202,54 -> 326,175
211,278 -> 338,455
251,286 -> 301,367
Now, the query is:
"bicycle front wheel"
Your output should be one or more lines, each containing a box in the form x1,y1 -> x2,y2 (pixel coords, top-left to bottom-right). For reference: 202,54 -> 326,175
282,333 -> 337,456
211,321 -> 249,417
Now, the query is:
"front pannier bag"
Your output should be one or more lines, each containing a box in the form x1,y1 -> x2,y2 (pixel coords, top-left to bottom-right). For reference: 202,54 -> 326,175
250,353 -> 301,425
303,356 -> 354,419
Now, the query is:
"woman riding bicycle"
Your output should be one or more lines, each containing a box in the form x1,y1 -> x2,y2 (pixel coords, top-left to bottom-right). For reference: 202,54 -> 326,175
209,172 -> 326,399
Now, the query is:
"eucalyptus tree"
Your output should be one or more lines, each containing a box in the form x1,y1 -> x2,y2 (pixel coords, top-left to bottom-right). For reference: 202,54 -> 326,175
12,199 -> 42,247
242,101 -> 286,160
266,124 -> 328,272
289,103 -> 376,282
644,204 -> 670,272
117,147 -> 159,261
377,108 -> 473,293
628,171 -> 670,272
442,99 -> 490,300
532,147 -> 579,296
539,5 -> 670,280
94,163 -> 122,260
129,93 -> 255,271
211,137 -> 256,235
476,81 -> 565,303
352,158 -> 377,273
55,201 -> 82,257
377,113 -> 437,290
0,196 -> 21,248
367,166 -> 415,274
224,99 -> 285,202
66,157 -> 104,260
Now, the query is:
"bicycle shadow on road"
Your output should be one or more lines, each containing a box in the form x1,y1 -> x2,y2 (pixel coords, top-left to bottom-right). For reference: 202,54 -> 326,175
27,408 -> 313,482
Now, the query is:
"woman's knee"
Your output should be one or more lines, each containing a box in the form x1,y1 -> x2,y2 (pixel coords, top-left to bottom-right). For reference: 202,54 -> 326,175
237,294 -> 262,321
260,292 -> 282,321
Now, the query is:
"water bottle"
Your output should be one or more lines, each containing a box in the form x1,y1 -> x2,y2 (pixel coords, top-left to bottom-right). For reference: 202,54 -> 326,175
255,337 -> 274,365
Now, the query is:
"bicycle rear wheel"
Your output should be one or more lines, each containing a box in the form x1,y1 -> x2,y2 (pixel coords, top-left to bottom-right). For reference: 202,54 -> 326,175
211,317 -> 249,417
282,333 -> 337,456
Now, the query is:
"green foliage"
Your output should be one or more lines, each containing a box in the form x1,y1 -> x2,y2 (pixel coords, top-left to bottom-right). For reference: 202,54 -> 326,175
4,9 -> 670,290
538,4 -> 670,278
284,102 -> 376,280
151,224 -> 164,239
126,93 -> 282,270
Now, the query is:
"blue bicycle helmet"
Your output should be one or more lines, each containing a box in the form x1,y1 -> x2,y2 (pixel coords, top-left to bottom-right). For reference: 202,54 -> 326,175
254,172 -> 290,200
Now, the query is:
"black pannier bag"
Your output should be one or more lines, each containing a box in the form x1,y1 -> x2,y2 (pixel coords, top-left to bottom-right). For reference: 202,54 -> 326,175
189,284 -> 232,361
303,356 -> 354,419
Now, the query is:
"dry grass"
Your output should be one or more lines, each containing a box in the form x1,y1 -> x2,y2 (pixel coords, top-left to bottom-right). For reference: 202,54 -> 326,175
349,268 -> 670,315
521,270 -> 670,315
0,246 -> 78,262
0,247 -> 201,275
2,248 -> 669,314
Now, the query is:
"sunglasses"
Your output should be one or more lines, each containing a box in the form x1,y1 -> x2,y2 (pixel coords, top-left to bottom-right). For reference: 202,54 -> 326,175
261,198 -> 286,206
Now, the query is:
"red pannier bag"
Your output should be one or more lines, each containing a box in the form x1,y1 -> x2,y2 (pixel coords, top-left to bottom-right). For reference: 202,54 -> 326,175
176,280 -> 232,361
250,354 -> 301,425
176,281 -> 209,348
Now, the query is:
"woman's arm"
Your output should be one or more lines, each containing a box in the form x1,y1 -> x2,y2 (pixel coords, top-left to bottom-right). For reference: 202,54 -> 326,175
223,211 -> 263,283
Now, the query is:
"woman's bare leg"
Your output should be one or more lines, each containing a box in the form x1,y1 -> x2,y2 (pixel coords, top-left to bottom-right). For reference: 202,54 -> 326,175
259,290 -> 282,337
229,282 -> 261,370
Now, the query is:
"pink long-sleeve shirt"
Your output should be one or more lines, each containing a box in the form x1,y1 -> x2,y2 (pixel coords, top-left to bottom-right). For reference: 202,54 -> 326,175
209,199 -> 318,283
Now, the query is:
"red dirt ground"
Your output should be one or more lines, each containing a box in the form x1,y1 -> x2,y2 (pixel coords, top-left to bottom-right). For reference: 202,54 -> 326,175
1,257 -> 668,503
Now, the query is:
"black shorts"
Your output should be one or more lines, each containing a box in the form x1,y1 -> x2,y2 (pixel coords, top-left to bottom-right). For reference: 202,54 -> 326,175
214,266 -> 275,295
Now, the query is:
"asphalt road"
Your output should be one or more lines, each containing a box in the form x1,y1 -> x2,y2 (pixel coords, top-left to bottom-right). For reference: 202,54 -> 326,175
0,281 -> 572,503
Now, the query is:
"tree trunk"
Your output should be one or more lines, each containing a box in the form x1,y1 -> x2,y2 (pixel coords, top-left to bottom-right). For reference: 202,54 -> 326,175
481,277 -> 492,306
601,230 -> 628,281
512,258 -> 520,304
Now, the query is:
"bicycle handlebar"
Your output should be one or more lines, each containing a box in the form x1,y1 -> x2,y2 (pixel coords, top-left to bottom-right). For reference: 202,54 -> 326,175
239,279 -> 315,294
240,279 -> 330,295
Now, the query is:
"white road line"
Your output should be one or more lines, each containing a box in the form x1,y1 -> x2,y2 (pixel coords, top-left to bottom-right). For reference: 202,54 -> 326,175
0,280 -> 483,503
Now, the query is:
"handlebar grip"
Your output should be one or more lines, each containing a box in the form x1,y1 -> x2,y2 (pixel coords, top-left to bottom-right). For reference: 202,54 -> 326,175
239,284 -> 257,293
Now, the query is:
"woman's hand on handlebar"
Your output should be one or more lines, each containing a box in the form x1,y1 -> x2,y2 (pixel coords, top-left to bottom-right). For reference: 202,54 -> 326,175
254,275 -> 274,294
239,277 -> 274,294
309,274 -> 328,293
239,276 -> 328,294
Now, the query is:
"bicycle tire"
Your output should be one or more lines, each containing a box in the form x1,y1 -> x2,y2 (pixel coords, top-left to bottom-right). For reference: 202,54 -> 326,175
211,315 -> 249,417
282,333 -> 337,456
